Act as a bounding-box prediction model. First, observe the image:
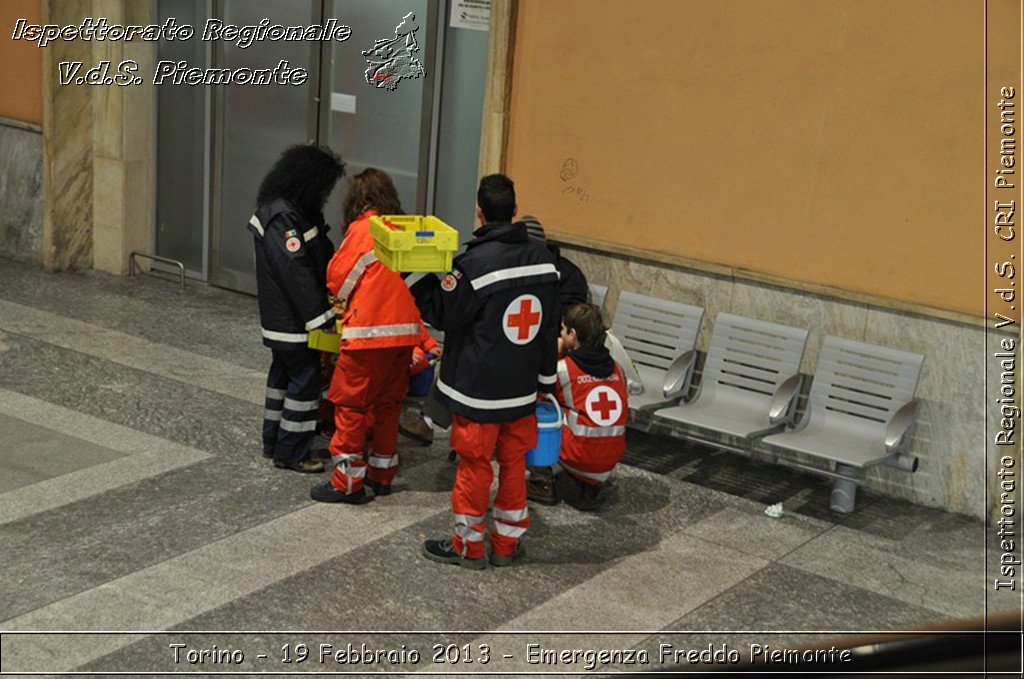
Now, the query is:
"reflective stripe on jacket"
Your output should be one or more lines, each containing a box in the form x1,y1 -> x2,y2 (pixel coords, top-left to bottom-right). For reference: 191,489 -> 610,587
248,198 -> 336,351
326,211 -> 422,350
554,355 -> 628,478
412,221 -> 560,423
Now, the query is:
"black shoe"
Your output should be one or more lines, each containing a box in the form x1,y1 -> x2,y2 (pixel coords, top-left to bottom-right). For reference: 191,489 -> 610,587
262,450 -> 274,459
421,539 -> 486,570
310,481 -> 372,504
273,457 -> 325,473
489,542 -> 526,568
576,482 -> 607,512
365,479 -> 392,497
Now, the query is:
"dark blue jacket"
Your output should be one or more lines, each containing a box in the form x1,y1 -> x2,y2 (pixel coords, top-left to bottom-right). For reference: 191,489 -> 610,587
247,198 -> 336,350
412,221 -> 560,423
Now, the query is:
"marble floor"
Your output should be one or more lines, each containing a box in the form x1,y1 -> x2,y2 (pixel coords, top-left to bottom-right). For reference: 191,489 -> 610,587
0,259 -> 1013,674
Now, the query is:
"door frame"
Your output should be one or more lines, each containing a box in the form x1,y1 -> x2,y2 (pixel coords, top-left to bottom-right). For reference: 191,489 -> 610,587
204,0 -> 445,293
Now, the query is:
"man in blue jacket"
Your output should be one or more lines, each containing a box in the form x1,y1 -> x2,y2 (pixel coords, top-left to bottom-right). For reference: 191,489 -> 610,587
412,174 -> 560,569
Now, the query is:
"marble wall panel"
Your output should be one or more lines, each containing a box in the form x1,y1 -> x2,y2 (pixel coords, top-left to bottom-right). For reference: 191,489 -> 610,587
43,0 -> 93,271
0,124 -> 44,266
123,156 -> 154,264
92,156 -> 124,274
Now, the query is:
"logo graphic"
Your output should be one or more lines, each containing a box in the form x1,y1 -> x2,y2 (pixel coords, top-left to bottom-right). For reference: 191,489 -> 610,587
585,386 -> 622,426
441,273 -> 458,292
285,236 -> 301,253
503,294 -> 542,345
362,12 -> 426,91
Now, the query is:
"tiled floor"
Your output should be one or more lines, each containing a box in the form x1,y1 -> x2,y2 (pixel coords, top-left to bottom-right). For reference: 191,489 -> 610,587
0,260 -> 1011,674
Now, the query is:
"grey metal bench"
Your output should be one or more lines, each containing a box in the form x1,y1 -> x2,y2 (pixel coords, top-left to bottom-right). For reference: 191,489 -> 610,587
758,336 -> 924,513
610,291 -> 704,420
652,313 -> 808,448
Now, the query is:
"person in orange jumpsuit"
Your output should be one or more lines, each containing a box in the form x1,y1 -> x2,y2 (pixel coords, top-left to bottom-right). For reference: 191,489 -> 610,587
310,168 -> 423,504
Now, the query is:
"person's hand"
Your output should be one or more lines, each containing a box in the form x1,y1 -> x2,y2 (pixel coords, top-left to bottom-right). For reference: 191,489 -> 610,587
329,293 -> 346,317
411,351 -> 426,370
432,346 -> 443,359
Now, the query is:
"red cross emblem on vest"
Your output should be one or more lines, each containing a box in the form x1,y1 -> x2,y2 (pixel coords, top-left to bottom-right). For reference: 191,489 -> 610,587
585,385 -> 623,426
502,294 -> 542,345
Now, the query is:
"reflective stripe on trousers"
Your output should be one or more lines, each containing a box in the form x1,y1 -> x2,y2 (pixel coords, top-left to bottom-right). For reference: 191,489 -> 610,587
492,504 -> 529,539
452,513 -> 487,556
331,457 -> 367,494
367,452 -> 399,469
449,413 -> 536,560
263,348 -> 321,464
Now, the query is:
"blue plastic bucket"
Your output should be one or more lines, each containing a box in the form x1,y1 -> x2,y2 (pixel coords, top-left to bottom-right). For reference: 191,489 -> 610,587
526,394 -> 562,467
408,362 -> 435,397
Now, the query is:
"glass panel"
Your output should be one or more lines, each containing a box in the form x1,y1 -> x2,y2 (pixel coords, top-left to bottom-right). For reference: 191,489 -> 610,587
432,5 -> 487,240
155,0 -> 208,275
325,0 -> 429,230
214,0 -> 316,293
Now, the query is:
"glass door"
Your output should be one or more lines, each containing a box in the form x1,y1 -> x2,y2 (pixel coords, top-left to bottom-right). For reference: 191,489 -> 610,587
156,0 -> 474,295
209,0 -> 323,294
320,0 -> 438,241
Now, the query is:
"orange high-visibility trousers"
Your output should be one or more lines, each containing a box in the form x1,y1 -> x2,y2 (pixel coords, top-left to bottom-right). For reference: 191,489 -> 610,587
328,346 -> 412,493
450,413 -> 537,559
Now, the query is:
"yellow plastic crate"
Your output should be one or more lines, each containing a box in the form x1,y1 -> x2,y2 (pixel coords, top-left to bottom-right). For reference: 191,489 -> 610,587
308,321 -> 344,354
369,215 -> 459,273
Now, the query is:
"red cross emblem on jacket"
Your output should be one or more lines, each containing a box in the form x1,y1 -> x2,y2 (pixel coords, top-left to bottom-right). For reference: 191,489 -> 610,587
585,385 -> 623,426
503,294 -> 542,345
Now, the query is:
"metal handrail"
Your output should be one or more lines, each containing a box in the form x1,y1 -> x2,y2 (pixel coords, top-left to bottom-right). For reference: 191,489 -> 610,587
128,251 -> 186,293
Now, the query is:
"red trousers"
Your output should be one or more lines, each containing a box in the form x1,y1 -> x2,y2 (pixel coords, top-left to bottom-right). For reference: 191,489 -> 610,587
318,352 -> 336,438
558,430 -> 626,486
328,346 -> 412,493
450,413 -> 537,559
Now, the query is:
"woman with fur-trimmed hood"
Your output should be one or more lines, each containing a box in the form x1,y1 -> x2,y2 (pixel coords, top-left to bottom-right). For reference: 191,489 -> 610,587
247,144 -> 345,474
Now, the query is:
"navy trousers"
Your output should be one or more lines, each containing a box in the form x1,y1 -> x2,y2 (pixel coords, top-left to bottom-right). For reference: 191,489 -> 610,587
263,347 -> 322,464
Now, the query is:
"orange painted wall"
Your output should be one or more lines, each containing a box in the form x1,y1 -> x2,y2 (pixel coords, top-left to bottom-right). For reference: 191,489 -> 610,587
0,0 -> 42,124
507,0 -> 982,316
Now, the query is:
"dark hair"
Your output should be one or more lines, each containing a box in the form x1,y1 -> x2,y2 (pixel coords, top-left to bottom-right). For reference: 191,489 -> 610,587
562,303 -> 606,349
257,144 -> 345,222
477,174 -> 516,223
342,168 -> 404,226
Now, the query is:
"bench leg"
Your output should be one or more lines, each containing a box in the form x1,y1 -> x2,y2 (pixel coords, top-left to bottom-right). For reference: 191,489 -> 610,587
830,464 -> 859,513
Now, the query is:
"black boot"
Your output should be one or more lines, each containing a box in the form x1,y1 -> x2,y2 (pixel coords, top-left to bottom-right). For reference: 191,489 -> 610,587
421,539 -> 486,570
575,480 -> 607,512
365,479 -> 392,497
310,481 -> 371,504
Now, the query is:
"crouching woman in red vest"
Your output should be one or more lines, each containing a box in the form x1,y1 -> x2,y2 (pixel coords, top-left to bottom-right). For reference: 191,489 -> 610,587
310,168 -> 423,504
528,303 -> 629,511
